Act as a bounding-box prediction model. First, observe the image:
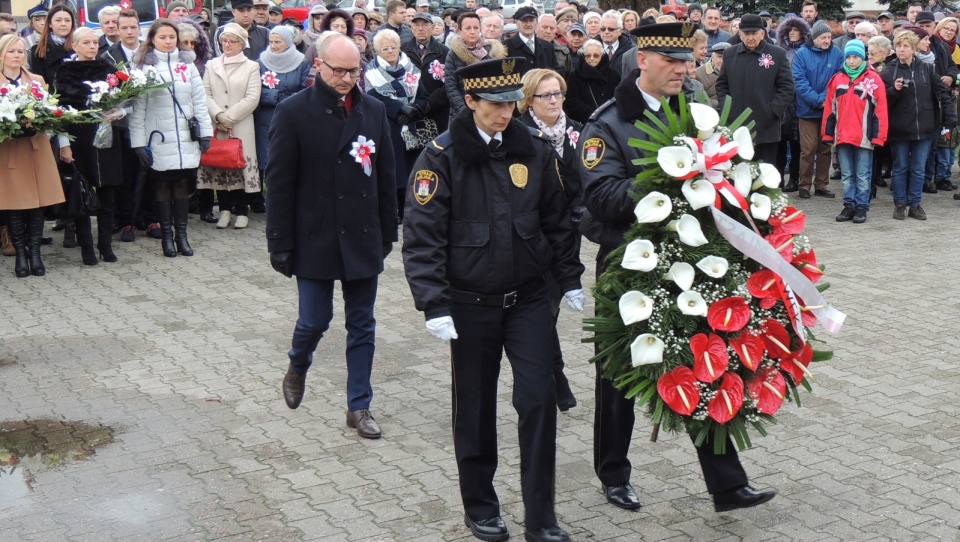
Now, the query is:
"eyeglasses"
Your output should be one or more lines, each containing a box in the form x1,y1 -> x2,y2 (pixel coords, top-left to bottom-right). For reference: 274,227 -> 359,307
599,26 -> 618,32
181,40 -> 197,46
533,90 -> 565,101
583,53 -> 602,59
220,38 -> 240,45
379,45 -> 399,52
321,59 -> 361,78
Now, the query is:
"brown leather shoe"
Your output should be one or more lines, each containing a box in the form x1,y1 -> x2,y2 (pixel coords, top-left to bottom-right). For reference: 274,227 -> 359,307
282,366 -> 306,409
346,409 -> 382,439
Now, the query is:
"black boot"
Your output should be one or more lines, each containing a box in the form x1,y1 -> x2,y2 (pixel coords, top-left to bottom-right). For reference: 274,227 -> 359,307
63,222 -> 77,248
97,211 -> 117,263
157,199 -> 176,257
26,210 -> 46,276
76,218 -> 98,266
173,198 -> 194,256
9,211 -> 29,278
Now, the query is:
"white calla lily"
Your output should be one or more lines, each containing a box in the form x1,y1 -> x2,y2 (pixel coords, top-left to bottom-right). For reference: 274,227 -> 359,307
750,193 -> 772,221
657,145 -> 695,178
676,136 -> 700,157
681,178 -> 717,210
630,333 -> 665,367
696,255 -> 729,278
619,290 -> 654,325
733,126 -> 754,160
753,163 -> 782,190
690,102 -> 720,138
621,239 -> 658,271
663,262 -> 695,291
633,191 -> 673,223
732,162 -> 753,197
675,213 -> 709,247
677,291 -> 708,316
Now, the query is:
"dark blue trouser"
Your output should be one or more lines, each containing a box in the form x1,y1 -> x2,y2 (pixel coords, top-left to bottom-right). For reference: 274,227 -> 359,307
289,276 -> 378,411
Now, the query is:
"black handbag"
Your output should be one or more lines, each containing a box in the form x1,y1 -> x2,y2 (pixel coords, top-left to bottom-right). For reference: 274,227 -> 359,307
59,164 -> 101,219
170,89 -> 200,141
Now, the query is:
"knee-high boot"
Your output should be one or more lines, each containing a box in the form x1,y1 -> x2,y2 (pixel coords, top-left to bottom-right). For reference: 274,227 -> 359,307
173,198 -> 194,256
8,211 -> 29,278
157,198 -> 176,257
76,217 -> 98,266
96,189 -> 117,262
26,209 -> 46,276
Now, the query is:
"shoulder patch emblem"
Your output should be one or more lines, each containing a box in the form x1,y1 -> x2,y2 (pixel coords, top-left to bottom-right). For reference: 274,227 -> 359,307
414,170 -> 440,205
582,137 -> 606,169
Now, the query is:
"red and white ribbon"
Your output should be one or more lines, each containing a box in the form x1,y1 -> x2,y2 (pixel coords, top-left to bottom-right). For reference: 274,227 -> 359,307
350,135 -> 376,176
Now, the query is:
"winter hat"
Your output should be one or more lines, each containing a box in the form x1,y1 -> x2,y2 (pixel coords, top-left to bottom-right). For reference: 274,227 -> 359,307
221,22 -> 250,48
166,1 -> 188,13
687,3 -> 702,15
844,39 -> 865,61
854,22 -> 877,38
810,20 -> 832,41
903,25 -> 929,40
270,25 -> 295,48
353,28 -> 367,40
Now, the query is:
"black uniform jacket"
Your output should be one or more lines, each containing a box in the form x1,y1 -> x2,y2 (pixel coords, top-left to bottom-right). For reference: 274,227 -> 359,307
402,110 -> 584,320
579,70 -> 685,253
266,79 -> 398,281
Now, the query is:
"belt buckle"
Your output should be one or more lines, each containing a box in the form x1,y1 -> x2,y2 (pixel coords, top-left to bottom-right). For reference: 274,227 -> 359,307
502,291 -> 517,308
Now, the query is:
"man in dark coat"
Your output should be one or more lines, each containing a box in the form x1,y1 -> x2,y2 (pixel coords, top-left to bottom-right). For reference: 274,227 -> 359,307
267,35 -> 398,440
506,7 -> 556,73
403,57 -> 583,542
96,5 -> 121,57
213,0 -> 270,59
579,22 -> 776,515
597,11 -> 634,77
402,12 -> 451,132
716,14 -> 795,165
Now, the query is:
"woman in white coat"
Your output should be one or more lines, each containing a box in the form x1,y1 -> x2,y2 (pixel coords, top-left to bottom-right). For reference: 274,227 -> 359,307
199,23 -> 262,230
130,19 -> 214,258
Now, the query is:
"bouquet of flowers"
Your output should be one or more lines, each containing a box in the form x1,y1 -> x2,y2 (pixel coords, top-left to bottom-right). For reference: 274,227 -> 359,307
0,81 -> 98,143
85,63 -> 170,148
584,96 -> 846,454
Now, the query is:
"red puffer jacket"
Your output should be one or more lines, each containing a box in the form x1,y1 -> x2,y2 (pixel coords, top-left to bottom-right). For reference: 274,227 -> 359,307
822,66 -> 888,149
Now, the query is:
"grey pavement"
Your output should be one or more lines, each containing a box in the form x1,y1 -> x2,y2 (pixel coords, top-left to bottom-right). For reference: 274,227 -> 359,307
2,183 -> 960,541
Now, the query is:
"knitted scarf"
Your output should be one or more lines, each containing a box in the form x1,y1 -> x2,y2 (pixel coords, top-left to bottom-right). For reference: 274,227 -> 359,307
843,60 -> 867,80
259,44 -> 304,73
364,53 -> 420,105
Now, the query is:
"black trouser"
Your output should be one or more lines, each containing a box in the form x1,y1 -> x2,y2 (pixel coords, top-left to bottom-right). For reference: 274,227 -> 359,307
753,142 -> 779,169
592,254 -> 749,495
777,139 -> 801,186
95,186 -> 116,248
217,189 -> 248,216
450,281 -> 558,530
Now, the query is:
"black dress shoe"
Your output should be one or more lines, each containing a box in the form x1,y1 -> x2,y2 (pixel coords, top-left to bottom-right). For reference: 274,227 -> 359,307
781,183 -> 798,193
713,485 -> 776,512
282,366 -> 306,409
201,211 -> 218,224
40,236 -> 53,245
249,203 -> 266,213
798,188 -> 811,199
602,483 -> 642,510
524,526 -> 570,542
875,178 -> 888,187
464,514 -> 509,542
922,183 -> 938,194
830,170 -> 841,180
814,188 -> 835,198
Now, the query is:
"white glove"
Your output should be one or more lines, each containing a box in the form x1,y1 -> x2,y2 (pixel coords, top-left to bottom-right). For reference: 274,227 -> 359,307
425,316 -> 458,341
563,289 -> 585,312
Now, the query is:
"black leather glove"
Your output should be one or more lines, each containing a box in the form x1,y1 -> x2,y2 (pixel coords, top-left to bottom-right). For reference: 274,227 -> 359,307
382,242 -> 393,259
134,147 -> 153,167
270,251 -> 294,278
395,113 -> 410,126
400,104 -> 419,120
199,137 -> 211,154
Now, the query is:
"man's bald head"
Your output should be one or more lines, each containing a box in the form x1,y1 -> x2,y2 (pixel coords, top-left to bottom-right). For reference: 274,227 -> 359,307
316,34 -> 362,95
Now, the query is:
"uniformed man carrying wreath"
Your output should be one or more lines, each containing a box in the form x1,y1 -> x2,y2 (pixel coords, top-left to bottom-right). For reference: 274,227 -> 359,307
402,57 -> 585,542
580,22 -> 777,513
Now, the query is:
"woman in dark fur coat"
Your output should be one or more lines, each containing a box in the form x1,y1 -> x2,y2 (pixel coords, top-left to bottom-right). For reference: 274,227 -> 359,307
55,27 -> 126,265
775,16 -> 810,192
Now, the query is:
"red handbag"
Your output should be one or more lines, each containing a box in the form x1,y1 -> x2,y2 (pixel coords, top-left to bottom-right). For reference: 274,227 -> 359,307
200,129 -> 246,169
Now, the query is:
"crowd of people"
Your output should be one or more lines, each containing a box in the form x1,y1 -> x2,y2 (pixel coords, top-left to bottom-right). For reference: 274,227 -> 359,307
0,0 -> 956,540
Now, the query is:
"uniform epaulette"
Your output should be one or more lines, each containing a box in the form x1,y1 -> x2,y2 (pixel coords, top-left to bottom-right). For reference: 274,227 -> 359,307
587,98 -> 617,122
430,131 -> 453,151
525,125 -> 550,143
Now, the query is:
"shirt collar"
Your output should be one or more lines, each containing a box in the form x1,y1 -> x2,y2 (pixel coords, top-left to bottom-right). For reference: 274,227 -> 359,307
636,80 -> 662,111
477,127 -> 503,145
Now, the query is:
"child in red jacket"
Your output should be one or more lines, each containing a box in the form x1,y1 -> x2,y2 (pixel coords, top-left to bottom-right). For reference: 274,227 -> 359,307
822,40 -> 888,223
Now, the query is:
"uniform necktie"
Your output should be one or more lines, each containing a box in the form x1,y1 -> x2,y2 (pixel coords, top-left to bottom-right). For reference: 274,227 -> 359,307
488,139 -> 501,152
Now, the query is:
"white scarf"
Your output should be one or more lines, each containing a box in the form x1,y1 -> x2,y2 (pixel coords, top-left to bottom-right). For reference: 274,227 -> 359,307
530,110 -> 568,157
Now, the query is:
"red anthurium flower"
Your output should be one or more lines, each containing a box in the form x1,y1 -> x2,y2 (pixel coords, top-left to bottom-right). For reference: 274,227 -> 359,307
748,367 -> 787,415
706,296 -> 751,332
747,269 -> 781,309
781,343 -> 813,384
765,231 -> 795,262
793,250 -> 823,283
691,333 -> 729,383
729,331 -> 765,371
116,70 -> 129,82
768,205 -> 806,235
761,318 -> 792,359
657,366 -> 701,416
708,372 -> 744,424
796,299 -> 818,327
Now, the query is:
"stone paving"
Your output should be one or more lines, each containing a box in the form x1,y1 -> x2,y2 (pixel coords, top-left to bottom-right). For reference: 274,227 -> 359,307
2,183 -> 960,541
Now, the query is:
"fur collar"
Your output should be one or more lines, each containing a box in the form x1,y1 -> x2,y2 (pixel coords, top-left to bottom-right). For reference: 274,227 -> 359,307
449,36 -> 506,66
449,108 -> 537,165
55,59 -> 116,108
613,69 -> 680,123
776,16 -> 811,50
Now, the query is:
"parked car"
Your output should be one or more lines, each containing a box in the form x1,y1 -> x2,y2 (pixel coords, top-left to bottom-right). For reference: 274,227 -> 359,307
336,0 -> 387,13
279,0 -> 311,23
660,0 -> 688,20
500,0 -> 543,19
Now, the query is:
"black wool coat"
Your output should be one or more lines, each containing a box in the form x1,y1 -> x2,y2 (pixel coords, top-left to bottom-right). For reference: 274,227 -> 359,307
265,80 -> 398,281
506,34 -> 557,73
402,36 -> 451,132
564,55 -> 621,123
716,39 -> 795,145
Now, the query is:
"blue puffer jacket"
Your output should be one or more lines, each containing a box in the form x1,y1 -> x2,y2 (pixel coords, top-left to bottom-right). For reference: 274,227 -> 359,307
792,41 -> 843,120
255,59 -> 311,172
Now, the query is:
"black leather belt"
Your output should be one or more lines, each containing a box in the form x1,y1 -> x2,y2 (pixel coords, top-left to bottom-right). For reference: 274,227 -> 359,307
450,279 -> 544,309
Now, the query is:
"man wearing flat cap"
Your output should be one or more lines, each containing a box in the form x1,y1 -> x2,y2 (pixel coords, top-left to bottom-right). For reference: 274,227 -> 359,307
717,14 -> 795,166
696,41 -> 729,107
507,6 -> 557,72
403,57 -> 584,542
579,22 -> 777,514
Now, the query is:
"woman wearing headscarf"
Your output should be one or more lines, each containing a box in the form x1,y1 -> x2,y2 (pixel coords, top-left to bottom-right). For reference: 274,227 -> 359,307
564,39 -> 619,123
364,28 -> 428,223
301,4 -> 328,60
775,15 -> 810,192
257,26 -> 310,186
199,22 -> 262,230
